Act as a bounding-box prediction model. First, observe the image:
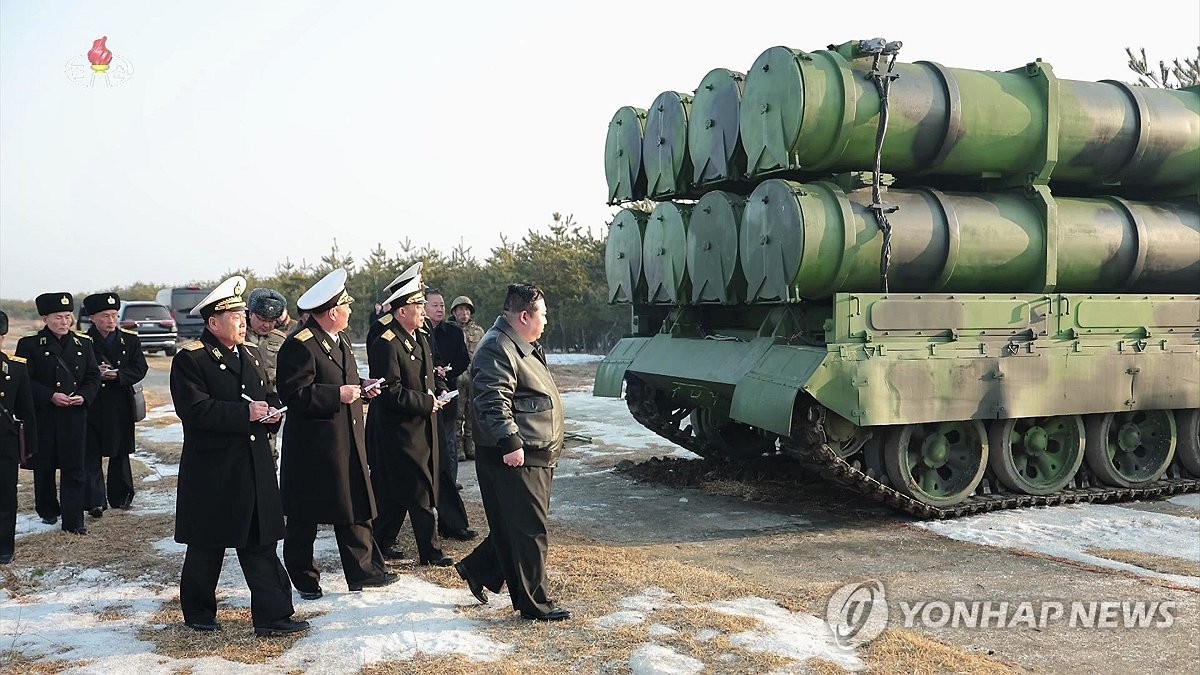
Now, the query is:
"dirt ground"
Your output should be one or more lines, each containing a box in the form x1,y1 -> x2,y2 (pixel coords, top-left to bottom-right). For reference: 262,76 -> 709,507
6,356 -> 1198,673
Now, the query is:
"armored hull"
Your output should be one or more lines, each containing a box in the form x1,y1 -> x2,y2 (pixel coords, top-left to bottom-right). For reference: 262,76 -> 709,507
596,39 -> 1200,516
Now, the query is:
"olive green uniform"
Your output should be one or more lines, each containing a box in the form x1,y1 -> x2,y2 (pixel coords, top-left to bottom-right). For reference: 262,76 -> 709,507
455,319 -> 484,459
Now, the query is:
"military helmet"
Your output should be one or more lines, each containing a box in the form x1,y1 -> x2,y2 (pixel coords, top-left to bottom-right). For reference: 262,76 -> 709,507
450,295 -> 475,313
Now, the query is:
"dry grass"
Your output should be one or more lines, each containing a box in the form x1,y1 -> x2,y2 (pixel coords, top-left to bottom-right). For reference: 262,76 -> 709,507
142,387 -> 170,413
0,652 -> 90,674
136,436 -> 182,464
138,598 -> 321,664
1085,547 -> 1200,578
4,513 -> 176,599
362,655 -> 559,675
864,629 -> 1019,674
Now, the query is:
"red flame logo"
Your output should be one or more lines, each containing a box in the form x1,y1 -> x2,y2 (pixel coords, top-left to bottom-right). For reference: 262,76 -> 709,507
87,37 -> 113,70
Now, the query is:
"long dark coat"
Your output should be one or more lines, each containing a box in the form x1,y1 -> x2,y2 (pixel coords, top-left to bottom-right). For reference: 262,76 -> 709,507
0,354 -> 39,463
276,319 -> 376,524
170,331 -> 283,548
85,326 -> 148,458
365,324 -> 439,504
15,328 -> 100,470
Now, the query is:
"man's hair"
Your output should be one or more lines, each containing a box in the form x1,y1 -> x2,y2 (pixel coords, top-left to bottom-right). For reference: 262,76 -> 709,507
424,288 -> 443,299
502,283 -> 544,315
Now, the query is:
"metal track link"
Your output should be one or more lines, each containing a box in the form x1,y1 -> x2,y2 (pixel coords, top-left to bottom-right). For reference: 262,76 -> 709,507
625,376 -> 1200,519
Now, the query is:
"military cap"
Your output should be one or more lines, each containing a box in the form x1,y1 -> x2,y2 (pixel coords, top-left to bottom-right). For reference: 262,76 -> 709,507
247,287 -> 287,320
35,292 -> 74,315
382,262 -> 423,295
383,275 -> 425,307
0,310 -> 8,336
190,276 -> 247,319
82,292 -> 121,316
450,295 -> 474,313
298,268 -> 355,312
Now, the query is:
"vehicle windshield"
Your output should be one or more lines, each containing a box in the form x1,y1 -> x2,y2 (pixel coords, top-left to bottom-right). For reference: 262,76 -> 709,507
123,304 -> 171,321
173,290 -> 209,316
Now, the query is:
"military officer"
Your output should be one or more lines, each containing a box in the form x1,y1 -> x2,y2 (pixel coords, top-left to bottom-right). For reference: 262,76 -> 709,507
451,295 -> 485,460
16,293 -> 100,535
0,310 -> 38,564
365,275 -> 454,566
365,262 -> 423,348
277,268 -> 395,599
81,292 -> 148,514
245,288 -> 290,461
170,276 -> 307,637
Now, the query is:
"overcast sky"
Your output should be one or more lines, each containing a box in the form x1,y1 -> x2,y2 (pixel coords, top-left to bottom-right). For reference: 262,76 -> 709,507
1,0 -> 1197,300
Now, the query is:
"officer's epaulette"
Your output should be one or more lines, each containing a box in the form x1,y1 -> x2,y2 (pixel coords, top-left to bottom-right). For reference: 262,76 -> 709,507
270,328 -> 288,338
380,329 -> 395,342
378,314 -> 393,326
294,328 -> 314,342
119,327 -> 137,335
7,355 -> 26,364
242,341 -> 259,350
73,330 -> 92,341
181,340 -> 204,351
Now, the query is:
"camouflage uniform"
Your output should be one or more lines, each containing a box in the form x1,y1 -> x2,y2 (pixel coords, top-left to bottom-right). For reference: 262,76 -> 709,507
451,296 -> 485,460
245,288 -> 294,463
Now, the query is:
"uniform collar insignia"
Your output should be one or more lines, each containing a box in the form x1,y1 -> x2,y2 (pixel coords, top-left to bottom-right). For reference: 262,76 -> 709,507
320,339 -> 332,354
403,338 -> 413,352
212,347 -> 222,360
1,362 -> 7,375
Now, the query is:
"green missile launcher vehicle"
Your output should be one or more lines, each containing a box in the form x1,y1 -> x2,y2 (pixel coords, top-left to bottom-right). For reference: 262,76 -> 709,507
596,39 -> 1200,518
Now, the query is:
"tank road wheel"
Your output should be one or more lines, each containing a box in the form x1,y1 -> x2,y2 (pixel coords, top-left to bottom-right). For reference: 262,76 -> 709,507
690,407 -> 773,460
987,416 -> 1085,495
1171,409 -> 1200,478
884,421 -> 988,507
1084,410 -> 1177,487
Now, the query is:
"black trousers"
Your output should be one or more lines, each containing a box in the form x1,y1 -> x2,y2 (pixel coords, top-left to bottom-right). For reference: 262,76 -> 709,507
34,467 -> 84,532
283,519 -> 385,591
83,448 -> 106,510
180,542 -> 294,627
436,402 -> 470,534
107,453 -> 134,508
460,459 -> 555,617
0,456 -> 16,557
372,467 -> 443,564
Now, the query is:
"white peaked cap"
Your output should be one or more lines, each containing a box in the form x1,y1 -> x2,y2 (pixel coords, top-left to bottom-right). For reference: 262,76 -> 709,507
383,262 -> 423,293
297,268 -> 353,311
189,276 -> 247,317
383,275 -> 426,307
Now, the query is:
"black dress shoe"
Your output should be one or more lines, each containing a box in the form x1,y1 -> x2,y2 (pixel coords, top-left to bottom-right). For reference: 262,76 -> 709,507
68,527 -> 88,536
421,556 -> 454,567
40,516 -> 57,525
255,618 -> 310,637
185,621 -> 221,632
456,482 -> 464,491
440,528 -> 477,542
0,553 -> 13,565
380,546 -> 406,560
454,562 -> 487,604
115,499 -> 134,511
348,572 -> 399,591
521,608 -> 571,622
88,507 -> 104,518
298,588 -> 323,600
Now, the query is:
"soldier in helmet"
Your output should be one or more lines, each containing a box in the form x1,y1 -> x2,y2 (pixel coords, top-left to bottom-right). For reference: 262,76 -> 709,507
245,288 -> 290,462
450,295 -> 484,460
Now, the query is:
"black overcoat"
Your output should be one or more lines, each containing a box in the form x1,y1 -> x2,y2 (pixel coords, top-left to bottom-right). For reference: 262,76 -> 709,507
86,326 -> 148,458
0,354 -> 39,463
15,328 -> 100,470
276,319 -> 376,524
365,324 -> 439,503
170,331 -> 283,548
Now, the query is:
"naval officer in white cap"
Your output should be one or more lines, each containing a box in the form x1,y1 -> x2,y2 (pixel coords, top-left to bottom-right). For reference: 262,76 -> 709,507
276,268 -> 395,598
169,275 -> 307,636
366,262 -> 423,348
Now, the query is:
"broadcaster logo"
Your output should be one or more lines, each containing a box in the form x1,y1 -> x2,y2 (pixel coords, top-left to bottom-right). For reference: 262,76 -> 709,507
825,580 -> 889,648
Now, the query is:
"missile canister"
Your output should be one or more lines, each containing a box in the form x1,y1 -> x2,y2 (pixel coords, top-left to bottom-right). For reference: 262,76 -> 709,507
643,202 -> 691,303
643,91 -> 693,199
605,209 -> 648,303
686,191 -> 746,304
688,68 -> 747,189
604,107 -> 648,204
740,42 -> 1200,195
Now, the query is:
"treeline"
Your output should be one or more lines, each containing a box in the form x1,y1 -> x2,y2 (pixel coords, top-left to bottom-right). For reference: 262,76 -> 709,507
3,214 -> 630,351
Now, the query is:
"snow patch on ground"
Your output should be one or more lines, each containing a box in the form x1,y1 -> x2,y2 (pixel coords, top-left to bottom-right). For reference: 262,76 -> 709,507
629,644 -> 704,674
560,391 -> 700,458
546,353 -> 605,365
707,597 -> 864,671
1169,493 -> 1200,510
137,423 -> 184,445
132,449 -> 180,482
919,503 -> 1200,586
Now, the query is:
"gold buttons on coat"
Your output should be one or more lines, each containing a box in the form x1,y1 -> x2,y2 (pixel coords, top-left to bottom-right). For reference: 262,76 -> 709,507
250,434 -> 257,441
220,364 -> 227,370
